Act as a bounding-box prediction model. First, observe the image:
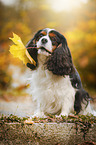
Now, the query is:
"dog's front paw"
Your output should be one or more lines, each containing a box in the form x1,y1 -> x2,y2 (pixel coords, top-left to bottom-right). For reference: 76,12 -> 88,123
32,112 -> 46,118
24,117 -> 34,124
59,112 -> 68,117
55,113 -> 68,118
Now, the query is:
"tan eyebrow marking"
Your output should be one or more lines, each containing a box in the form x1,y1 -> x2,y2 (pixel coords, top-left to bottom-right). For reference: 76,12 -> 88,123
33,39 -> 35,44
52,45 -> 57,51
41,31 -> 47,36
49,33 -> 56,37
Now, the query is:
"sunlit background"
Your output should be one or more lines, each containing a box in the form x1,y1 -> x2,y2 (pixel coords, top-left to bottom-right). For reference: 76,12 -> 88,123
0,0 -> 96,101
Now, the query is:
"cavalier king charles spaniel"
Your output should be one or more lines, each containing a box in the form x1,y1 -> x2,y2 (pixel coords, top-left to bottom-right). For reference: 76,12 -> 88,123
26,28 -> 96,117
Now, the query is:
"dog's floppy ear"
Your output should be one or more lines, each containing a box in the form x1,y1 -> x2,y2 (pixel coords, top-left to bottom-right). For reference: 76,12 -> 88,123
26,48 -> 38,70
25,29 -> 42,70
26,29 -> 42,48
53,31 -> 72,59
46,43 -> 74,76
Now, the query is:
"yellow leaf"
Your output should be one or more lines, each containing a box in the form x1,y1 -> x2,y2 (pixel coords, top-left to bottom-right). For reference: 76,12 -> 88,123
9,33 -> 36,66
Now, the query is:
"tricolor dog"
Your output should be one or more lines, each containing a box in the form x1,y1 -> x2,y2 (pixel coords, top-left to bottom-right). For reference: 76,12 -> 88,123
26,28 -> 96,117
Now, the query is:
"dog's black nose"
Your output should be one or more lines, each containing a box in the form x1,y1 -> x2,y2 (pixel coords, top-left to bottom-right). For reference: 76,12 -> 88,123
41,38 -> 48,44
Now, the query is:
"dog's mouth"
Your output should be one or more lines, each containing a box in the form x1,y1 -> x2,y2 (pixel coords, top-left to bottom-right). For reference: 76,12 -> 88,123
38,47 -> 52,54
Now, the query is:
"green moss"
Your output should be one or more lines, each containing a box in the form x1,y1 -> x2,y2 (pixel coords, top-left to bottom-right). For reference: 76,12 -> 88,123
0,114 -> 27,123
0,114 -> 96,124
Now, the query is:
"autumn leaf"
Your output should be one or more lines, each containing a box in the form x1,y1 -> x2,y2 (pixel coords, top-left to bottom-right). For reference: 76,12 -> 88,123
9,33 -> 36,66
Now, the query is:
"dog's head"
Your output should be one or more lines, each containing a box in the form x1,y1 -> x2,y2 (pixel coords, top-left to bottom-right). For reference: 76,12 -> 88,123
26,28 -> 73,75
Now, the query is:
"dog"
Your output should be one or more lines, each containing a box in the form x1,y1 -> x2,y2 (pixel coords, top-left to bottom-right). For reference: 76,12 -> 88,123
26,28 -> 96,117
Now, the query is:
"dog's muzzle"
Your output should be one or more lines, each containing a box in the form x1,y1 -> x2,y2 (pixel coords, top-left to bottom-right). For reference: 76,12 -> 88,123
41,38 -> 48,44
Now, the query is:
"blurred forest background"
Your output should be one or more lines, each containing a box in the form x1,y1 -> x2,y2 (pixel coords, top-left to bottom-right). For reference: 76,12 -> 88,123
0,0 -> 96,98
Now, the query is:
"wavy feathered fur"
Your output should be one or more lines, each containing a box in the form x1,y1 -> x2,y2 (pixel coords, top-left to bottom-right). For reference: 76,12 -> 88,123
45,44 -> 74,75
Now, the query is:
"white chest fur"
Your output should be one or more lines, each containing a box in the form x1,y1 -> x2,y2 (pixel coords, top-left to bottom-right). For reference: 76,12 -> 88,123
27,54 -> 76,117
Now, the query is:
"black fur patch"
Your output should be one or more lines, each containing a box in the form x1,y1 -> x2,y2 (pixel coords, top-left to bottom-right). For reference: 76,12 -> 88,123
50,30 -> 72,59
45,44 -> 74,75
26,29 -> 42,47
25,29 -> 43,70
26,48 -> 38,70
74,89 -> 91,114
70,68 -> 82,89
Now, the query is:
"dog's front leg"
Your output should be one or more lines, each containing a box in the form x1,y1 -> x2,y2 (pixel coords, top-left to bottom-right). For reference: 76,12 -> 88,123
58,101 -> 74,117
32,101 -> 46,118
59,108 -> 69,117
32,111 -> 45,118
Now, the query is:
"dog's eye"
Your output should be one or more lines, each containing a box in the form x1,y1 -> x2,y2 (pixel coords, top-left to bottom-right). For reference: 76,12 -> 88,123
51,37 -> 56,42
37,34 -> 44,40
39,33 -> 44,37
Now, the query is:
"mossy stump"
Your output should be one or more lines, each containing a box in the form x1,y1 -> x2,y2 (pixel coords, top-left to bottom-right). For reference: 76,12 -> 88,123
0,122 -> 96,145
